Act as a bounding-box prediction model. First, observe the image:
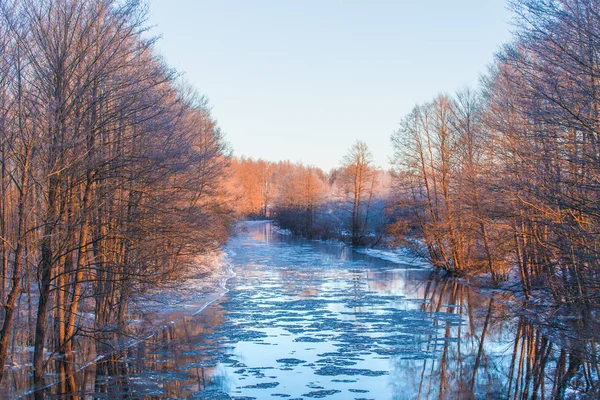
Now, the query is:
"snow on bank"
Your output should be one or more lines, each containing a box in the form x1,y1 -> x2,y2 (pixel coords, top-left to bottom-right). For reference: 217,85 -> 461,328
354,247 -> 432,269
97,254 -> 234,360
271,225 -> 292,235
243,219 -> 273,225
132,251 -> 232,315
123,252 -> 235,345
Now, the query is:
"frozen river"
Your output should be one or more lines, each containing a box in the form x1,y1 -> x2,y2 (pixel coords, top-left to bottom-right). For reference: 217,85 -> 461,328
14,221 -> 595,399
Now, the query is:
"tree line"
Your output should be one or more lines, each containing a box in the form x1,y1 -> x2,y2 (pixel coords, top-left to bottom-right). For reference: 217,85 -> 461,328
228,142 -> 391,245
390,0 -> 600,315
0,0 -> 232,389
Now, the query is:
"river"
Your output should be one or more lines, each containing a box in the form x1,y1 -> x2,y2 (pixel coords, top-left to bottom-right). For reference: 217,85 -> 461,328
8,221 -> 599,399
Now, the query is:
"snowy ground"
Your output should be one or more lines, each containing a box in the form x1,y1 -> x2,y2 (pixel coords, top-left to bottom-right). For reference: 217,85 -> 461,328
132,252 -> 233,316
113,251 -> 236,355
353,247 -> 432,269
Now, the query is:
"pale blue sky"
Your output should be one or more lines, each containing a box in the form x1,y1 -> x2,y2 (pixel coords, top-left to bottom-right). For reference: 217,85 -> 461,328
148,0 -> 513,171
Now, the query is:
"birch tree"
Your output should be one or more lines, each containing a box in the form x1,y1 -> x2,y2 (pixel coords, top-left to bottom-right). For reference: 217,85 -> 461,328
339,141 -> 375,246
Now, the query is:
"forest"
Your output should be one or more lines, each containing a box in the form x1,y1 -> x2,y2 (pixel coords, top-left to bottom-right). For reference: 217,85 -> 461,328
388,0 -> 600,314
0,0 -> 233,389
0,0 -> 599,396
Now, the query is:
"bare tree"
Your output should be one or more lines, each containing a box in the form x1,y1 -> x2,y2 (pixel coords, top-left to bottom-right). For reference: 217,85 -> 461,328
339,141 -> 375,246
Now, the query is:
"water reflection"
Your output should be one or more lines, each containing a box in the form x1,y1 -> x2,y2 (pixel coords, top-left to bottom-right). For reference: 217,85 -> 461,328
397,276 -> 600,399
7,221 -> 599,398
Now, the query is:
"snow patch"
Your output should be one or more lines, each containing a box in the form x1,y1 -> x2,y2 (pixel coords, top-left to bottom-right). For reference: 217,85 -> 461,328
354,247 -> 432,268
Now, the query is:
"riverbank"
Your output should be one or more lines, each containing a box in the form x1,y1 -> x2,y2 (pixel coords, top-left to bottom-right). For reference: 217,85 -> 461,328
132,251 -> 233,317
5,249 -> 236,399
124,250 -> 235,343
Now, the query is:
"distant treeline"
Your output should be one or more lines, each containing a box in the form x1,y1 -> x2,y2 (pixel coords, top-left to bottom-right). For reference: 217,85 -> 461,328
228,143 -> 391,246
0,0 -> 233,387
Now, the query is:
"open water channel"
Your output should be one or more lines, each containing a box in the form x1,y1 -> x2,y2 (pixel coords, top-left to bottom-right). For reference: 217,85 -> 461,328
8,221 -> 599,399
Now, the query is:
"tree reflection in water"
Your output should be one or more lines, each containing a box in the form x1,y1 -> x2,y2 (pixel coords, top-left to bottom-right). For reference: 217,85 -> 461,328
89,306 -> 227,399
8,303 -> 227,399
405,274 -> 599,399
